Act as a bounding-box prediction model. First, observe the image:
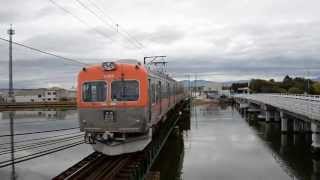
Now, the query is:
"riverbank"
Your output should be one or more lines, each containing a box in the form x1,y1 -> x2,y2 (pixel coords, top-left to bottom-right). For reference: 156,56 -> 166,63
0,101 -> 76,111
192,97 -> 233,105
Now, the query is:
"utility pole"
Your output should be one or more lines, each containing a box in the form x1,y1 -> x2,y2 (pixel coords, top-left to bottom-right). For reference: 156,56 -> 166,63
195,74 -> 197,97
187,74 -> 190,98
7,26 -> 16,180
8,25 -> 15,103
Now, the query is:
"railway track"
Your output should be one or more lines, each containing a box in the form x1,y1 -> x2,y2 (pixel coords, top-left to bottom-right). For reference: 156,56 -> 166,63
53,99 -> 191,180
52,152 -> 133,180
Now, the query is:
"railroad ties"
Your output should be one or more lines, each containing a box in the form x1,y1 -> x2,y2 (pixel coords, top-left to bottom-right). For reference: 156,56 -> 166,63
53,98 -> 190,180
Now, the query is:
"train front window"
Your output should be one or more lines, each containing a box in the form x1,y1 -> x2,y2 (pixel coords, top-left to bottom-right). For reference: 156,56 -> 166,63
111,80 -> 139,101
82,81 -> 107,102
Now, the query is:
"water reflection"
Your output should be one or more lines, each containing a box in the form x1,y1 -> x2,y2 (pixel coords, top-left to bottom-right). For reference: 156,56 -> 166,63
0,109 -> 76,121
0,109 -> 89,180
151,130 -> 185,180
9,111 -> 16,180
242,110 -> 319,180
151,105 -> 190,180
1,104 -> 318,180
181,104 -> 291,180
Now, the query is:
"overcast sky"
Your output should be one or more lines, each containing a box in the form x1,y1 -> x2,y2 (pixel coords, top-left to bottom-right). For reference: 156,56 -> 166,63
0,0 -> 320,88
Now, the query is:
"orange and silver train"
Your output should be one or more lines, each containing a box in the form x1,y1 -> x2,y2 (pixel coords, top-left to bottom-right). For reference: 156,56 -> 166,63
77,59 -> 186,155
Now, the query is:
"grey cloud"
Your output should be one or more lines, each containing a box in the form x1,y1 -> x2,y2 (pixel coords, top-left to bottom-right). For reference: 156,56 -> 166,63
23,32 -> 108,54
148,26 -> 185,44
1,0 -> 320,86
167,57 -> 320,80
0,0 -> 60,23
0,58 -> 81,89
135,26 -> 185,45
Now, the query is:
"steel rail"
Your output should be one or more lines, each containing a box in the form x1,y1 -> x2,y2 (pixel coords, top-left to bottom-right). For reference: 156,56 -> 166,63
0,135 -> 82,155
52,98 -> 190,180
0,140 -> 84,168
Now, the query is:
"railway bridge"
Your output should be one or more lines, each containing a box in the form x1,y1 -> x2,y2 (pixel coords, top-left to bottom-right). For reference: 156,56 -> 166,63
53,98 -> 190,180
233,94 -> 320,151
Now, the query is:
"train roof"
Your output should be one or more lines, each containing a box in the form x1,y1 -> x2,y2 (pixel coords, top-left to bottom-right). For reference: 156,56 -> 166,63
81,59 -> 176,82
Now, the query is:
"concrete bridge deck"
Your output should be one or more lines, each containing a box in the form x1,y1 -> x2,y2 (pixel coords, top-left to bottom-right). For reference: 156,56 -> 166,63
233,93 -> 320,151
234,94 -> 320,121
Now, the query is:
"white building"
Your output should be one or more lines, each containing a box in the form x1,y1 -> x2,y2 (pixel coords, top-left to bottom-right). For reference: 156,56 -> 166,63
203,82 -> 231,98
0,92 -> 5,103
14,89 -> 58,102
203,82 -> 223,92
0,88 -> 77,103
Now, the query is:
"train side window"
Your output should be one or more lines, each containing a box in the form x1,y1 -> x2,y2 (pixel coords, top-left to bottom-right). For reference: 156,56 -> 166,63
111,80 -> 139,101
82,81 -> 107,102
151,83 -> 156,104
167,83 -> 170,97
157,81 -> 161,102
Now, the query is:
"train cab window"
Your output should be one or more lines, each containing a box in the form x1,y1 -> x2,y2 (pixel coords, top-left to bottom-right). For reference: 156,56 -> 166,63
111,80 -> 139,101
82,81 -> 107,102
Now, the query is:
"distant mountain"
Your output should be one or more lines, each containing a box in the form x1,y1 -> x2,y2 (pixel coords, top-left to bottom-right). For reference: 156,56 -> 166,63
221,80 -> 249,86
179,80 -> 212,88
313,77 -> 320,81
179,79 -> 249,88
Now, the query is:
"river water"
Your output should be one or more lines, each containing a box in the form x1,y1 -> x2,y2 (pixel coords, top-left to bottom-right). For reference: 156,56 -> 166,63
0,104 -> 318,180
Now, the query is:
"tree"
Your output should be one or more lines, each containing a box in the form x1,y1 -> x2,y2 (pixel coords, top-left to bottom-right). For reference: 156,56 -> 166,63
311,82 -> 320,95
281,75 -> 294,90
288,87 -> 304,94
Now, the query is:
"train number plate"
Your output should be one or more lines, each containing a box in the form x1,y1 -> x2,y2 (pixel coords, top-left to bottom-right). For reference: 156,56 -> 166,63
104,111 -> 114,121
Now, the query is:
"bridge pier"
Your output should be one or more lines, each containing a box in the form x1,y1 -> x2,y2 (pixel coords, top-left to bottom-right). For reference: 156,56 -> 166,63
274,111 -> 280,122
311,122 -> 320,151
280,111 -> 288,133
312,158 -> 320,180
305,122 -> 312,133
280,134 -> 289,155
265,111 -> 271,122
293,119 -> 301,133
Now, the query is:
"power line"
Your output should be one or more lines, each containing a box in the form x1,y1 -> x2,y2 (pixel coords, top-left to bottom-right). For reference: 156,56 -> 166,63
0,37 -> 87,66
85,0 -> 145,48
74,0 -> 144,49
48,0 -> 113,42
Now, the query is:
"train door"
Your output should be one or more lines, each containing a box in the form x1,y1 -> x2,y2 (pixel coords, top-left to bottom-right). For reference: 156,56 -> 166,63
158,81 -> 162,115
173,83 -> 176,105
167,82 -> 170,107
148,78 -> 152,122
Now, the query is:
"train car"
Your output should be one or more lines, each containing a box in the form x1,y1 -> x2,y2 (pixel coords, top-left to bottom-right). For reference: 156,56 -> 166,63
77,59 -> 185,155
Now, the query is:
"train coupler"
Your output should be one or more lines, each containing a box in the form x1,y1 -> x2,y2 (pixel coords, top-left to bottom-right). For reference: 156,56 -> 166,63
84,132 -> 96,144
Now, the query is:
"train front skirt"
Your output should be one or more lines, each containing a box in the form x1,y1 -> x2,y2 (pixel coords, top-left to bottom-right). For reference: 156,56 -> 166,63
92,129 -> 152,155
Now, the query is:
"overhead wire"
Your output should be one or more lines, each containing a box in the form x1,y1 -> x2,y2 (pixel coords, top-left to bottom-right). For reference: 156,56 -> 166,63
0,37 -> 87,66
48,0 -> 113,42
85,0 -> 145,48
74,0 -> 144,49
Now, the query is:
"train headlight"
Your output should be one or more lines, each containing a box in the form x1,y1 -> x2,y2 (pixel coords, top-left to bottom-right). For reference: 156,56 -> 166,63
102,62 -> 116,71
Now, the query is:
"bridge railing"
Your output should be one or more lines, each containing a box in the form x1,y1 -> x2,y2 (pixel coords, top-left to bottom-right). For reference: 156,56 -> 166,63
233,93 -> 320,121
233,93 -> 320,102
